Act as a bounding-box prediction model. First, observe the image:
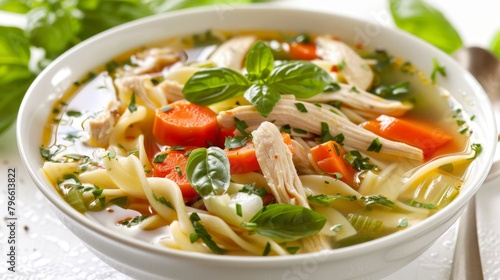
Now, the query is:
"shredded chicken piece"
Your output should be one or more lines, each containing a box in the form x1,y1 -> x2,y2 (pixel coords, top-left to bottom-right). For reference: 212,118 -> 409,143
209,35 -> 257,70
316,36 -> 374,90
156,65 -> 201,102
131,47 -> 183,75
218,99 -> 423,161
252,122 -> 331,252
86,101 -> 121,147
301,83 -> 412,117
156,79 -> 184,102
114,75 -> 167,110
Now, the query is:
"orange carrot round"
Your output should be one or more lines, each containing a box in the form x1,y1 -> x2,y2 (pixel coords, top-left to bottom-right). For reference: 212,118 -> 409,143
152,147 -> 198,201
153,102 -> 220,147
310,141 -> 357,188
289,42 -> 319,61
225,139 -> 261,174
362,115 -> 452,159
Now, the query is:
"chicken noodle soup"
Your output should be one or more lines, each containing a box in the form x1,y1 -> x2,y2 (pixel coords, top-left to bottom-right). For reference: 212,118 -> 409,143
41,30 -> 481,255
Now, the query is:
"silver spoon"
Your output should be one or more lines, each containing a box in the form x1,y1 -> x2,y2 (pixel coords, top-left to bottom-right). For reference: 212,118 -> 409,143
451,47 -> 500,280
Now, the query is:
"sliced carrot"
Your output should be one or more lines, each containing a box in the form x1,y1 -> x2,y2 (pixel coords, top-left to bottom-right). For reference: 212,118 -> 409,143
225,139 -> 260,174
289,42 -> 319,60
225,133 -> 294,174
152,147 -> 198,201
153,101 -> 219,147
310,141 -> 357,188
362,115 -> 452,158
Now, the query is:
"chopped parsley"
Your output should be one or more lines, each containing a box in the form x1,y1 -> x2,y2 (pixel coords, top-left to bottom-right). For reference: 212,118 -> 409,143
468,143 -> 482,160
236,203 -> 242,217
397,218 -> 409,228
294,102 -> 308,113
152,191 -> 175,210
239,183 -> 267,197
234,117 -> 250,137
224,136 -> 248,150
128,92 -> 138,113
153,153 -> 168,163
189,212 -> 225,254
262,242 -> 271,256
367,138 -> 382,153
344,150 -> 377,171
430,58 -> 446,83
65,110 -> 82,117
307,194 -> 357,206
120,215 -> 149,227
359,195 -> 395,210
323,82 -> 341,92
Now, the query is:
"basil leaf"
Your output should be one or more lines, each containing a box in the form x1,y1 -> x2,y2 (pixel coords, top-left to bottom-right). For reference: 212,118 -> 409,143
26,4 -> 81,59
491,30 -> 500,59
244,84 -> 281,117
0,1 -> 31,13
0,26 -> 36,134
186,147 -> 230,197
389,0 -> 463,54
77,0 -> 154,41
183,68 -> 250,106
267,61 -> 332,98
245,40 -> 274,81
242,204 -> 327,242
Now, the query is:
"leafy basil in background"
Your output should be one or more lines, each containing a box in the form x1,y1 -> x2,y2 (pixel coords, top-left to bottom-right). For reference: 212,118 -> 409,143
0,0 -> 266,136
0,26 -> 36,134
490,30 -> 500,59
389,0 -> 463,54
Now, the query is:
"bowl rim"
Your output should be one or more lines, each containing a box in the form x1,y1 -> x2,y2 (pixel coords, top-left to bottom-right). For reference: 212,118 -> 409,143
16,3 -> 497,266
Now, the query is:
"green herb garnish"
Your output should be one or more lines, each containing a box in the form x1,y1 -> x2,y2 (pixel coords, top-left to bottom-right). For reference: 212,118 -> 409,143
152,191 -> 175,210
359,195 -> 395,210
153,153 -> 168,163
372,81 -> 410,98
183,41 -> 332,117
307,194 -> 357,206
120,215 -> 149,227
186,147 -> 230,198
189,212 -> 225,254
430,58 -> 446,84
224,136 -> 248,150
367,138 -> 382,153
344,150 -> 377,171
389,0 -> 463,54
240,204 -> 327,242
128,92 -> 138,113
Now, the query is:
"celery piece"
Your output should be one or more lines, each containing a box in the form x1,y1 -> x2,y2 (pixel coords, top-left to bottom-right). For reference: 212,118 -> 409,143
347,213 -> 383,235
63,186 -> 87,213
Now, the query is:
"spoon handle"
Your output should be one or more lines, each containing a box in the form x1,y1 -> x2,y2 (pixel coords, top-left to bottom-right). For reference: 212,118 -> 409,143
449,196 -> 483,280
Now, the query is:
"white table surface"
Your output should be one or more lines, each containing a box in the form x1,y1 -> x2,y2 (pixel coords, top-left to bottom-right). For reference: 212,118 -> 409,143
1,1 -> 500,279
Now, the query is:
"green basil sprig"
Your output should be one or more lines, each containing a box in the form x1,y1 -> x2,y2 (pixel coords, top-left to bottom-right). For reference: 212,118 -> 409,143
389,0 -> 463,54
241,204 -> 327,241
183,41 -> 332,117
186,147 -> 230,198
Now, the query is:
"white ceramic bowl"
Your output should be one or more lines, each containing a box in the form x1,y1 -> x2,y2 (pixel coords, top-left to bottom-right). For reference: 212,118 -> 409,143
17,5 -> 497,280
